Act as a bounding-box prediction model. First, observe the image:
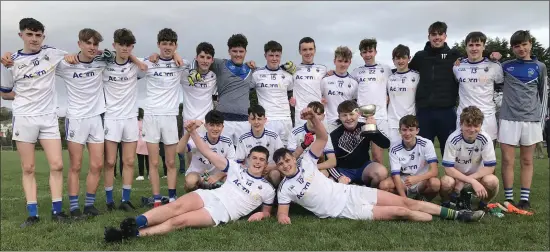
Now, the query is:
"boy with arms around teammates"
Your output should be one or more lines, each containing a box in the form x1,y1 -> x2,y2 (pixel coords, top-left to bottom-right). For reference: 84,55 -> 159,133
386,45 -> 420,143
379,115 -> 440,201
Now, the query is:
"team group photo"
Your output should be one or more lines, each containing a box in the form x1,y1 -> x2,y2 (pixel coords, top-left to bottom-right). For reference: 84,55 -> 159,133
0,1 -> 548,251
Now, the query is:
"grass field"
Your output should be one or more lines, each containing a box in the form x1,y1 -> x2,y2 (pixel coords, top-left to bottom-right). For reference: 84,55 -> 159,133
1,148 -> 549,251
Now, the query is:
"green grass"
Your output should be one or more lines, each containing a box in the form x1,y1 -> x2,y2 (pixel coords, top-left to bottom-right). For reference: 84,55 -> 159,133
1,149 -> 549,250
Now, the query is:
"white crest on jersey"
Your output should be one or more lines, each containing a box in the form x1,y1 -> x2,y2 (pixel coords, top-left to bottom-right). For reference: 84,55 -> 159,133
351,64 -> 392,119
253,67 -> 294,120
387,70 -> 420,128
320,73 -> 358,123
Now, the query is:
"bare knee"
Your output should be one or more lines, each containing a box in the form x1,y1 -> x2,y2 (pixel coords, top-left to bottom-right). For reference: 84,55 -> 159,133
166,159 -> 176,169
427,177 -> 441,192
481,174 -> 499,190
366,163 -> 388,181
268,170 -> 282,186
394,206 -> 412,218
105,158 -> 116,169
378,179 -> 394,192
89,159 -> 104,173
184,174 -> 200,191
124,156 -> 135,167
49,160 -> 64,172
439,176 -> 455,191
22,163 -> 36,176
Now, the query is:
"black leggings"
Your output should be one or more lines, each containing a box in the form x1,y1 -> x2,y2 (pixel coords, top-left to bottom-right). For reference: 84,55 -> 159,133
545,120 -> 550,156
137,154 -> 149,177
113,143 -> 124,177
161,155 -> 167,176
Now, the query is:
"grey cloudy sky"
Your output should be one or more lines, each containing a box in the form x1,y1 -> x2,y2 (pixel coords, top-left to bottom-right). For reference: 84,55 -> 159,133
1,1 -> 549,115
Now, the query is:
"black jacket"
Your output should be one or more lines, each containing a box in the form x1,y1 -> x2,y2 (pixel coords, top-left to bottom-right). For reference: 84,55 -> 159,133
409,42 -> 462,109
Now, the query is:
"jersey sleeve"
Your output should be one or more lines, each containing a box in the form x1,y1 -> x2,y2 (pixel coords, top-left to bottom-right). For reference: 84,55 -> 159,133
302,150 -> 320,171
324,134 -> 335,154
226,140 -> 237,161
441,139 -> 457,168
274,134 -> 285,151
1,66 -> 14,92
423,140 -> 438,164
481,138 -> 497,167
287,131 -> 298,152
210,58 -> 225,76
222,158 -> 240,175
235,140 -> 247,163
277,185 -> 292,205
389,146 -> 402,176
261,185 -> 276,205
493,63 -> 504,84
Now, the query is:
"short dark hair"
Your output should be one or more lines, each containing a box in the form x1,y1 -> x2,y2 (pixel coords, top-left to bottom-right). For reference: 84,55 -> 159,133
79,28 -> 103,44
249,145 -> 270,162
337,100 -> 358,114
399,115 -> 419,129
273,148 -> 293,164
264,40 -> 282,53
299,37 -> 316,50
248,105 -> 266,118
307,101 -> 325,114
19,18 -> 44,33
113,28 -> 136,46
392,44 -> 410,59
205,110 -> 224,125
138,108 -> 144,120
359,38 -> 377,51
157,28 -> 177,44
227,34 -> 248,50
428,21 -> 447,34
465,31 -> 487,45
196,42 -> 215,57
510,30 -> 532,47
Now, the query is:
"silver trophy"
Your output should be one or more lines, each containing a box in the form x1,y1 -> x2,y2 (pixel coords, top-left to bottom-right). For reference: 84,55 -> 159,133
357,104 -> 377,137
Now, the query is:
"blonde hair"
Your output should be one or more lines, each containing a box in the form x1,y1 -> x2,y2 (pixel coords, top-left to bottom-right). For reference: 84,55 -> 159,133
334,46 -> 352,61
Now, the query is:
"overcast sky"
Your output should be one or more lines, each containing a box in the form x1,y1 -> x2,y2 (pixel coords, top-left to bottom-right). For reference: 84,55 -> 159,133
1,1 -> 549,115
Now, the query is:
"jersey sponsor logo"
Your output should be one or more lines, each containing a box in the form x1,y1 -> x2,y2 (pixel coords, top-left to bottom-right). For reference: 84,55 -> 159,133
296,181 -> 311,199
358,77 -> 376,82
258,82 -> 283,88
401,164 -> 418,173
232,179 -> 251,194
198,157 -> 211,165
23,69 -> 47,79
455,157 -> 472,165
327,89 -> 344,96
108,76 -> 129,82
458,77 -> 479,83
73,71 -> 95,78
153,71 -> 175,77
389,86 -> 413,92
295,75 -> 314,80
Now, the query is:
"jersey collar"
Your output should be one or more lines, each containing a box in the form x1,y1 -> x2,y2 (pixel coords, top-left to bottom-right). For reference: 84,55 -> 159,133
402,138 -> 417,151
251,128 -> 265,139
205,133 -> 220,145
333,72 -> 349,78
246,170 -> 264,179
265,65 -> 280,71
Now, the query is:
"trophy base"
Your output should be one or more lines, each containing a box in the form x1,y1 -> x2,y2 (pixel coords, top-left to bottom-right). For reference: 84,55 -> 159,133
360,130 -> 378,137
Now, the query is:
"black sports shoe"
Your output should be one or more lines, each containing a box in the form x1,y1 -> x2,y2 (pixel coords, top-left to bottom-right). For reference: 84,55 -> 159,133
104,227 -> 123,243
106,202 -> 116,211
517,200 -> 531,210
52,211 -> 71,222
141,196 -> 154,208
456,210 -> 485,222
83,205 -> 101,217
70,209 -> 86,220
118,201 -> 136,212
120,217 -> 138,239
456,190 -> 472,210
505,199 -> 516,206
20,216 -> 40,228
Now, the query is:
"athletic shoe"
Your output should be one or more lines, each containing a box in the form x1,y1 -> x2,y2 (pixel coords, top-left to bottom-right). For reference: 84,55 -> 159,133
456,210 -> 485,222
141,196 -> 154,208
516,200 -> 531,210
52,211 -> 71,222
104,227 -> 123,243
106,202 -> 116,211
456,191 -> 472,210
20,216 -> 40,228
84,205 -> 101,217
120,217 -> 139,239
505,199 -> 516,207
119,201 -> 136,212
136,176 -> 144,181
70,209 -> 86,220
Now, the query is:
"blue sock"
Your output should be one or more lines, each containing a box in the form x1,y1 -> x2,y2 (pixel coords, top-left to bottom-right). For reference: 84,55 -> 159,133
168,189 -> 176,200
27,201 -> 38,217
520,187 -> 530,201
85,193 -> 95,207
450,192 -> 458,201
122,185 -> 131,202
136,215 -> 148,228
69,195 -> 79,211
478,201 -> 487,209
153,194 -> 161,203
105,186 -> 114,204
52,198 -> 62,214
504,188 -> 514,201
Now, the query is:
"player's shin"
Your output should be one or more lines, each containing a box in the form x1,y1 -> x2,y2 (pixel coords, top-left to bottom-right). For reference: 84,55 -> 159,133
164,144 -> 178,202
519,145 -> 535,202
500,144 -> 516,201
121,142 -> 137,203
67,142 -> 84,211
40,139 -> 65,215
104,141 -> 118,205
146,143 -> 162,205
84,142 -> 104,215
17,141 -> 39,216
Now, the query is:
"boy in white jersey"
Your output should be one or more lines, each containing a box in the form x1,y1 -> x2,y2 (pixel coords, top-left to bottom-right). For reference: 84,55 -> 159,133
104,120 -> 275,243
236,105 -> 285,186
321,46 -> 358,132
274,107 -> 485,224
386,45 -> 420,143
379,115 -> 441,201
350,38 -> 392,164
177,110 -> 235,192
287,101 -> 336,175
453,32 -> 504,142
252,40 -> 294,145
141,28 -> 190,206
288,37 -> 328,126
0,18 -> 70,227
440,106 -> 499,210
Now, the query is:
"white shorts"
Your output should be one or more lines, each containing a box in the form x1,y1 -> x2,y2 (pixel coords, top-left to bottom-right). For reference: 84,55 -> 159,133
65,115 -> 104,144
12,113 -> 60,143
223,121 -> 249,146
498,119 -> 543,146
194,189 -> 231,227
337,185 -> 378,221
266,118 -> 293,146
104,117 -> 139,143
142,115 -> 179,145
388,128 -> 401,143
457,113 -> 498,140
400,176 -> 426,197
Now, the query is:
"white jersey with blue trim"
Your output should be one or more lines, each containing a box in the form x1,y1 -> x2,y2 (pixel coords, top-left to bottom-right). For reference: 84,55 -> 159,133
103,59 -> 141,119
442,129 -> 497,175
389,136 -> 438,178
277,151 -> 348,218
141,57 -> 190,116
211,159 -> 275,221
1,46 -> 67,116
252,66 -> 294,120
292,63 -> 327,112
187,133 -> 236,174
320,73 -> 358,124
56,56 -> 107,119
181,69 -> 217,122
350,63 -> 392,119
235,128 -> 285,164
387,69 -> 419,128
287,122 -> 334,159
453,57 -> 504,116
